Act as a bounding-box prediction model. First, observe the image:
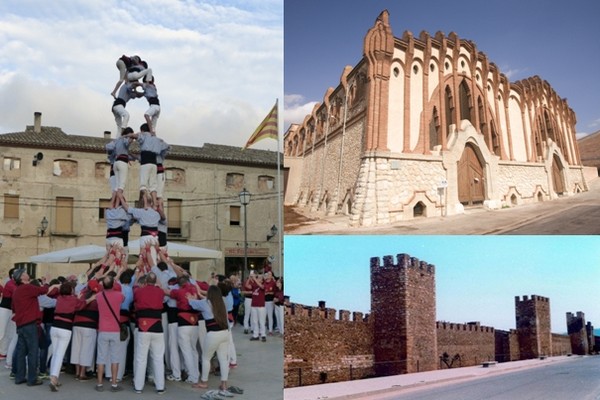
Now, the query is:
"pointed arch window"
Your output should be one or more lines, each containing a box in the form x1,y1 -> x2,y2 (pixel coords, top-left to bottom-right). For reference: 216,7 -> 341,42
459,80 -> 472,123
444,86 -> 454,137
429,107 -> 441,149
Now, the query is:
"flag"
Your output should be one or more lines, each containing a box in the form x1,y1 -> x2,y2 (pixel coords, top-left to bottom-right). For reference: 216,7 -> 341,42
243,101 -> 278,149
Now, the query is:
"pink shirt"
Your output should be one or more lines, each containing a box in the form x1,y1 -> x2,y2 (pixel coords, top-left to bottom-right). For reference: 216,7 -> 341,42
97,289 -> 124,333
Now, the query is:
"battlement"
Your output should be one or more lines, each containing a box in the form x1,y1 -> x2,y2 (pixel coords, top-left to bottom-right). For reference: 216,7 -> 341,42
566,311 -> 585,321
515,294 -> 549,304
370,253 -> 435,275
436,321 -> 495,333
287,302 -> 369,323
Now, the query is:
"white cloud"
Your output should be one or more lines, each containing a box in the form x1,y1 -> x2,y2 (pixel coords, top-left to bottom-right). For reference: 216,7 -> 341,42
284,94 -> 318,131
0,0 -> 282,151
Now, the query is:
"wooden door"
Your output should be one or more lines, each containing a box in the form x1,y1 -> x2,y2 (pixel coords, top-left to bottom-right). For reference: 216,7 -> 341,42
458,144 -> 485,205
552,155 -> 565,194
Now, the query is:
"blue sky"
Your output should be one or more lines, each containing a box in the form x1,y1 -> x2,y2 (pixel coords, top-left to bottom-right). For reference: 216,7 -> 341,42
284,0 -> 600,138
0,0 -> 282,150
284,235 -> 600,333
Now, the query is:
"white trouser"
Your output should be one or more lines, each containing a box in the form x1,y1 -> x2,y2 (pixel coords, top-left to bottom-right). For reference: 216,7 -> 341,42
134,331 -> 165,391
0,307 -> 14,355
156,172 -> 165,199
275,304 -> 284,334
177,325 -> 199,383
49,327 -> 72,378
145,105 -> 160,131
6,326 -> 17,366
161,312 -> 170,371
243,297 -> 252,330
251,306 -> 266,338
112,105 -> 129,133
139,163 -> 158,193
201,330 -> 229,382
113,160 -> 129,191
70,326 -> 97,367
127,68 -> 153,83
265,301 -> 274,333
167,322 -> 181,378
228,321 -> 237,364
197,320 -> 206,354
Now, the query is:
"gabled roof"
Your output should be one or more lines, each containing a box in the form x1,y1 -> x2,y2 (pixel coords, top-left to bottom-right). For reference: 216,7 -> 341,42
0,126 -> 280,168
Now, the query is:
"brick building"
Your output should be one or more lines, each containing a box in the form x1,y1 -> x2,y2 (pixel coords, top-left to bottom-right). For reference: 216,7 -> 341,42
567,311 -> 589,355
284,10 -> 587,227
515,295 -> 552,358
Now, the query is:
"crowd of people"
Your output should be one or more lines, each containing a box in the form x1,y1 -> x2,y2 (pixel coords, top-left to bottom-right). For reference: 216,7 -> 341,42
0,54 -> 285,399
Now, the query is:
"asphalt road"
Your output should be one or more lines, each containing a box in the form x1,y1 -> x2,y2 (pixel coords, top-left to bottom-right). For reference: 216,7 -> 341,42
367,356 -> 600,400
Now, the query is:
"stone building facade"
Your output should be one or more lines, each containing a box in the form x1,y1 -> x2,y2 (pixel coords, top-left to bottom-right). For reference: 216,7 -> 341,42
284,253 -> 584,388
0,112 -> 281,279
284,10 -> 586,227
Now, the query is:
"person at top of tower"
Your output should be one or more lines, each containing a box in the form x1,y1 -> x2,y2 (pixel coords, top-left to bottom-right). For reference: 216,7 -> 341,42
111,55 -> 141,99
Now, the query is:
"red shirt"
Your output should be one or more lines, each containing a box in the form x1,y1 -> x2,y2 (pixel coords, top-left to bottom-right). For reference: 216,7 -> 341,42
263,279 -> 276,301
250,280 -> 265,307
12,283 -> 48,327
0,279 -> 16,309
133,285 -> 164,333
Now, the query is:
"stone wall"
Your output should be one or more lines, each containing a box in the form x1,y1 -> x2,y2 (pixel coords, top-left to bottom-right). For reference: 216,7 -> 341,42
497,163 -> 549,202
552,333 -> 572,356
437,322 -> 495,368
284,303 -> 373,388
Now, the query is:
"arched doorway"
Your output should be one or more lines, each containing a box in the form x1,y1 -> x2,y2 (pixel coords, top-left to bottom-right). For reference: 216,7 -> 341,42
552,154 -> 565,195
458,143 -> 485,205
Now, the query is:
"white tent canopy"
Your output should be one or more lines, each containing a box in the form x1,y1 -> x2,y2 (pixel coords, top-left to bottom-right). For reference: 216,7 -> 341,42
30,242 -> 222,265
127,239 -> 222,262
30,245 -> 106,264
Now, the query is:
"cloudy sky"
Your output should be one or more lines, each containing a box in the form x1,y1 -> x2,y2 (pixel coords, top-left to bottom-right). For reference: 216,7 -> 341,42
284,0 -> 600,138
0,0 -> 282,150
285,235 -> 600,333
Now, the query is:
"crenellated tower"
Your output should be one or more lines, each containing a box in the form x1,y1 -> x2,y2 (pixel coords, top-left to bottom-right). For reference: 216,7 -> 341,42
515,295 -> 552,359
370,253 -> 436,375
566,311 -> 589,355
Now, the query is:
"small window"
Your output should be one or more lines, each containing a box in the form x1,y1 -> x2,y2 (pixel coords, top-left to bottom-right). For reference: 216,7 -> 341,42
53,159 -> 78,177
226,173 -> 244,190
413,65 -> 419,74
430,63 -> 435,72
167,199 -> 182,236
165,168 -> 185,184
14,262 -> 36,279
95,162 -> 111,179
4,194 -> 19,219
258,175 -> 275,191
230,205 -> 241,226
99,198 -> 111,220
393,67 -> 400,77
55,197 -> 73,233
3,157 -> 21,171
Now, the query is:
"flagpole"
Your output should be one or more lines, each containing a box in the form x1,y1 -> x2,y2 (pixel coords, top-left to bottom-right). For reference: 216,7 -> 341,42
276,98 -> 283,278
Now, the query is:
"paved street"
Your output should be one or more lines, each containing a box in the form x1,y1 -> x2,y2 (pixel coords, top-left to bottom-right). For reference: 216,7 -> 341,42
0,324 -> 283,400
285,178 -> 600,235
284,355 -> 598,400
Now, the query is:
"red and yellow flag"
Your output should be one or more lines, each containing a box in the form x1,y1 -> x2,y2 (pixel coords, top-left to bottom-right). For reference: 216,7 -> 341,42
243,102 -> 278,149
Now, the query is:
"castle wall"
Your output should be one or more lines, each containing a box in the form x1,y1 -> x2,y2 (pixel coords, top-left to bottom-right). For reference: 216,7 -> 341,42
437,322 -> 495,368
495,329 -> 521,362
551,333 -> 572,356
284,303 -> 373,388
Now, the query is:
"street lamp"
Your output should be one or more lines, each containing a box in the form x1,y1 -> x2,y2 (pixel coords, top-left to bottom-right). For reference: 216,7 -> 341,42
239,188 -> 251,278
38,216 -> 49,237
267,224 -> 278,241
